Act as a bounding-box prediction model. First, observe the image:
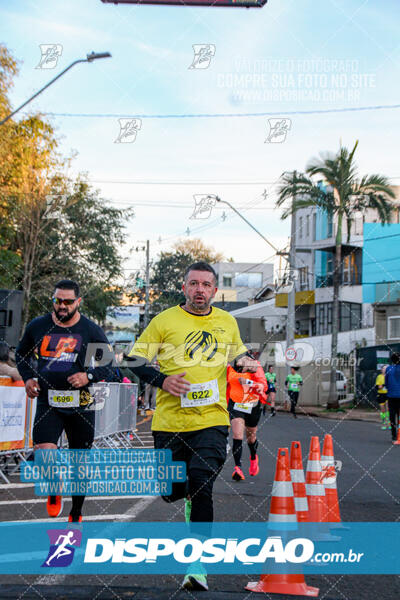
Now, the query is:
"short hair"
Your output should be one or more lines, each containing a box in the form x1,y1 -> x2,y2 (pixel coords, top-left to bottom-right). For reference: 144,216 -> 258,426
391,352 -> 400,365
53,279 -> 80,298
0,341 -> 10,362
268,365 -> 274,370
184,262 -> 217,283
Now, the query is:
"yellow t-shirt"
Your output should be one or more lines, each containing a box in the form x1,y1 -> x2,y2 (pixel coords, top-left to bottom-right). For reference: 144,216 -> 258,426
375,373 -> 387,394
129,305 -> 248,432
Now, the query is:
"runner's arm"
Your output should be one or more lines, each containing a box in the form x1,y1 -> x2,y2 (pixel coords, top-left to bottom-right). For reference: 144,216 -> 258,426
15,324 -> 37,382
124,355 -> 167,389
86,324 -> 115,383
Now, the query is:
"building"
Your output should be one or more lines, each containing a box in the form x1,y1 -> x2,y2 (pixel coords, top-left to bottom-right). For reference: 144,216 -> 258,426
212,261 -> 274,303
273,185 -> 400,357
0,290 -> 23,348
362,221 -> 400,345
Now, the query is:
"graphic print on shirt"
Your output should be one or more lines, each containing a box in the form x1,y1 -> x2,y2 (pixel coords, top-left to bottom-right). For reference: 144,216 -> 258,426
39,334 -> 82,371
184,330 -> 218,362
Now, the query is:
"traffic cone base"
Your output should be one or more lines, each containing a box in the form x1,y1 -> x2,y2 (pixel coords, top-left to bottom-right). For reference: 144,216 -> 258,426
246,574 -> 319,596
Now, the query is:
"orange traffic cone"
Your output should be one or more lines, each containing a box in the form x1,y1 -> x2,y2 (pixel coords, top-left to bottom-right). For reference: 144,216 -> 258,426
245,448 -> 319,597
305,436 -> 328,522
290,441 -> 309,523
321,434 -> 342,523
393,426 -> 400,445
305,436 -> 340,542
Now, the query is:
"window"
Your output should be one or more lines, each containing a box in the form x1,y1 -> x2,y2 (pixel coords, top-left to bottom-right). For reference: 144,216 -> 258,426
306,215 -> 310,237
315,302 -> 361,335
299,266 -> 309,290
313,213 -> 316,241
315,303 -> 333,336
235,272 -> 262,288
0,310 -> 6,327
222,274 -> 232,287
327,213 -> 333,238
342,254 -> 359,285
298,216 -> 303,240
388,316 -> 400,339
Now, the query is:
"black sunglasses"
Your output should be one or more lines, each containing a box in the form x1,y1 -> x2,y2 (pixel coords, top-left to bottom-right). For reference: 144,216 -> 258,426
52,297 -> 77,306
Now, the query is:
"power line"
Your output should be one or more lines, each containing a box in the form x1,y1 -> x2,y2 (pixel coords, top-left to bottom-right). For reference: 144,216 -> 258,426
26,103 -> 400,119
109,201 -> 282,209
89,180 -> 280,185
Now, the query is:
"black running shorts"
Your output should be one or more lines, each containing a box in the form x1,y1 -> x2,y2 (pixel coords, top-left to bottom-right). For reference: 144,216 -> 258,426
227,399 -> 262,428
32,402 -> 95,448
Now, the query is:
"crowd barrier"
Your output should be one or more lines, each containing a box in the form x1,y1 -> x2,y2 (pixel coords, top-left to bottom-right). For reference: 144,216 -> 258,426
0,381 -> 139,484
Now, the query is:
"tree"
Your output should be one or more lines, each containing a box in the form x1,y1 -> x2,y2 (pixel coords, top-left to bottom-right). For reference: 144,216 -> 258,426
0,44 -> 133,327
276,141 -> 395,409
141,240 -> 225,319
172,238 -> 225,263
24,180 -> 133,324
149,250 -> 194,315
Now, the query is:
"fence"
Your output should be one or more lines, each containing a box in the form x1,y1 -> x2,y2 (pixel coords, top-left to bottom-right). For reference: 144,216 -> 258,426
0,381 -> 138,484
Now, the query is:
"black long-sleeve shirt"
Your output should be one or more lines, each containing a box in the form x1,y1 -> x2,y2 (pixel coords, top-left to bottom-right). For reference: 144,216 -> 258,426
16,313 -> 113,404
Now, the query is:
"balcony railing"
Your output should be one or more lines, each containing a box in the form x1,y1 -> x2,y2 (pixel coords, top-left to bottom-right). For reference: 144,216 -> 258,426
375,282 -> 400,303
315,272 -> 361,288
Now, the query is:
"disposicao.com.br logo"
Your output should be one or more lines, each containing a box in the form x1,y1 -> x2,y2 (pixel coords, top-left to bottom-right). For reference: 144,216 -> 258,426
42,529 -> 82,568
84,535 -> 313,565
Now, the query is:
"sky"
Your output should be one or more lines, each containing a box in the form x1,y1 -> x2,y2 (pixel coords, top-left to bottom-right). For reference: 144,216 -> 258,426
3,0 -> 400,283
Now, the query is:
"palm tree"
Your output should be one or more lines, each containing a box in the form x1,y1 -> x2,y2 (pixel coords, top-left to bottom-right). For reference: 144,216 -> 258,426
276,141 -> 395,409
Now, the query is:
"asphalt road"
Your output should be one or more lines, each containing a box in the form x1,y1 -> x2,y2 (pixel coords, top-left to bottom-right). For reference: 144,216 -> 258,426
0,409 -> 399,599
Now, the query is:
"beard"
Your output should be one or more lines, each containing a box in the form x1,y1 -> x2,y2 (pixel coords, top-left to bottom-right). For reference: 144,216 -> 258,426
187,295 -> 211,314
54,305 -> 79,323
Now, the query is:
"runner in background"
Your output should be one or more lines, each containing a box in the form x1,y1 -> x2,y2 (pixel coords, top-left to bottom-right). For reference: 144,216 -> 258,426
375,366 -> 389,430
285,366 -> 303,418
15,279 -> 113,522
384,352 -> 400,443
227,363 -> 268,480
264,364 -> 276,416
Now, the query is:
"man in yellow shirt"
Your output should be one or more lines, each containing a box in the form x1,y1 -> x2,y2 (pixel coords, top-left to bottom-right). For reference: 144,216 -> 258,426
127,261 -> 257,591
376,366 -> 389,430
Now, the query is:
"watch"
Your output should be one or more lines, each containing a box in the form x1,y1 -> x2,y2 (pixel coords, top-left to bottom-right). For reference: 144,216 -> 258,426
87,372 -> 94,381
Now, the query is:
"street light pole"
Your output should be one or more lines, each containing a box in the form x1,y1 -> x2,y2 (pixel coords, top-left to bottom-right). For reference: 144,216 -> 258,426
215,197 -> 280,254
0,51 -> 111,126
144,240 -> 151,328
286,196 -> 297,353
215,195 -> 296,365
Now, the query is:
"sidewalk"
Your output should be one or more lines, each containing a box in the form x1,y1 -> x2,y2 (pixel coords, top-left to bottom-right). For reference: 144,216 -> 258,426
287,405 -> 380,423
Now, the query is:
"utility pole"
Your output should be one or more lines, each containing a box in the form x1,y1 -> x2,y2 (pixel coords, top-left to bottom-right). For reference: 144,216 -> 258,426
144,240 -> 150,328
286,197 -> 296,355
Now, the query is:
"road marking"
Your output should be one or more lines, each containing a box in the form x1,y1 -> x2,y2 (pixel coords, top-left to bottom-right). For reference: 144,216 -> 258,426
0,483 -> 34,489
0,495 -> 150,506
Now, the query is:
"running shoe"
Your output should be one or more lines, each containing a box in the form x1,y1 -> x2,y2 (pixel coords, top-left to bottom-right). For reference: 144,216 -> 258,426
46,495 -> 63,518
271,407 -> 276,417
181,573 -> 208,591
184,498 -> 192,524
68,514 -> 82,523
249,455 -> 259,477
232,466 -> 245,481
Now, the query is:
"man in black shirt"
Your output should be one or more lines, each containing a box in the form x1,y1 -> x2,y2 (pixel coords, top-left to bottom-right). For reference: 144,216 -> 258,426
16,279 -> 113,522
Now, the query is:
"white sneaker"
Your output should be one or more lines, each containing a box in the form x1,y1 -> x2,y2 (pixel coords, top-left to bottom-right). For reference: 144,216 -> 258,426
181,573 -> 208,591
